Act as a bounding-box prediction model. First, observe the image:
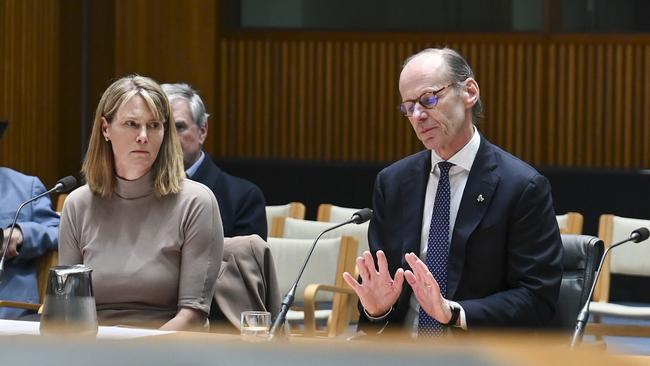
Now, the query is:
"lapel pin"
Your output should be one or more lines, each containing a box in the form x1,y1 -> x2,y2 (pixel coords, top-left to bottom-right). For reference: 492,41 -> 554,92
477,194 -> 485,203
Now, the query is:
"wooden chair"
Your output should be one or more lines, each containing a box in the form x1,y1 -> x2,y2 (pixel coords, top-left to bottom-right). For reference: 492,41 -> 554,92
316,203 -> 360,223
55,193 -> 68,214
265,202 -> 306,237
275,215 -> 369,258
271,217 -> 367,336
0,250 -> 58,313
584,215 -> 650,337
556,212 -> 584,235
267,235 -> 358,337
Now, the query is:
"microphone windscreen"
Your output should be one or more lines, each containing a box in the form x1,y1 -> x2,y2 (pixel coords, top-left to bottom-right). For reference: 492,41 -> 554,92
351,208 -> 373,224
632,227 -> 650,243
55,176 -> 78,193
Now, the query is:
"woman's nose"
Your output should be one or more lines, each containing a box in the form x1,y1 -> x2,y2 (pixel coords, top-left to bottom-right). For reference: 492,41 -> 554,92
135,126 -> 148,143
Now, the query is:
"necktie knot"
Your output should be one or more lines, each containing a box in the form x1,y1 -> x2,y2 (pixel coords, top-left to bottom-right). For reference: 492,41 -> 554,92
438,161 -> 453,176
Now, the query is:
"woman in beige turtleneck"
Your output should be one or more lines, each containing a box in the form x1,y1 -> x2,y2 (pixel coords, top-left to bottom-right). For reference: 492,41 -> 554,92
58,75 -> 223,331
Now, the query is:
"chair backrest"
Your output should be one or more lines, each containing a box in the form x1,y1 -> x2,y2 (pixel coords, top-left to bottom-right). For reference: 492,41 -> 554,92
595,214 -> 650,302
266,202 -> 306,236
550,234 -> 603,330
272,217 -> 369,257
267,236 -> 357,303
556,212 -> 584,235
317,204 -> 360,223
55,193 -> 68,214
37,250 -> 58,302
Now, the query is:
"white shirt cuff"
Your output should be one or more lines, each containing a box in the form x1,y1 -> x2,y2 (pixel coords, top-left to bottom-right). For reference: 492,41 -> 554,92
363,307 -> 392,322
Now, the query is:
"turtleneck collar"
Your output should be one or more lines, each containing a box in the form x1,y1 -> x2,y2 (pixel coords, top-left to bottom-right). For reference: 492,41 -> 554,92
114,169 -> 155,199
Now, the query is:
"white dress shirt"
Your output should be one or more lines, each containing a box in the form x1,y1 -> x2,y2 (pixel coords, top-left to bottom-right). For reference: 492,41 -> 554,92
184,151 -> 205,179
404,126 -> 480,335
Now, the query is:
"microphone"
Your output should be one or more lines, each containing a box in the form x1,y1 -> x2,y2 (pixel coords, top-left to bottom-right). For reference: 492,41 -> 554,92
569,227 -> 650,348
268,208 -> 373,340
0,176 -> 77,278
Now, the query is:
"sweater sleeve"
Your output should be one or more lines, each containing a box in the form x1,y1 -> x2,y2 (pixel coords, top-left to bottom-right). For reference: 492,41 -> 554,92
177,186 -> 224,314
58,192 -> 83,265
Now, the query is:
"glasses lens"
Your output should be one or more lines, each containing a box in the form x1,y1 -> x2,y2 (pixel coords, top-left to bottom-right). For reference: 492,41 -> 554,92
419,92 -> 438,108
399,102 -> 414,116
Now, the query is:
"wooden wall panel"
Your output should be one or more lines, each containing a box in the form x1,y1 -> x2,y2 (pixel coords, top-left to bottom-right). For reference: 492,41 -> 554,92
6,1 -> 650,185
0,0 -> 60,186
217,33 -> 650,168
113,0 -> 218,150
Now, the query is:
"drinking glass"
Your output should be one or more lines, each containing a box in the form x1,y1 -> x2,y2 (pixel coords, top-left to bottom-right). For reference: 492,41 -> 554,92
240,311 -> 271,342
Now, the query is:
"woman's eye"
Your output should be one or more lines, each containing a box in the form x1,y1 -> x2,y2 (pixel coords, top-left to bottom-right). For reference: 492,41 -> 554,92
148,122 -> 162,130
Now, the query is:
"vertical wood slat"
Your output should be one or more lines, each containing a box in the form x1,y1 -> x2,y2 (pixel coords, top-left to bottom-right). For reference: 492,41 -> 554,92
644,46 -> 650,166
0,0 -> 60,186
215,35 -> 650,168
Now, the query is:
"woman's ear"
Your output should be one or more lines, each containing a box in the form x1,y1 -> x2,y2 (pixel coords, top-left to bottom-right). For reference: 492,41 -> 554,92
101,117 -> 110,141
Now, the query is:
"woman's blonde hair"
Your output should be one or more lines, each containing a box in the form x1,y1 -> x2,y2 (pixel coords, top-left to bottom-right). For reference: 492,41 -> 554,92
82,75 -> 184,197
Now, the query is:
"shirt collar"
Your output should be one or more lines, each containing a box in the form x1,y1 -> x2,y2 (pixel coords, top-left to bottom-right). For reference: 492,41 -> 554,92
430,125 -> 480,173
185,150 -> 205,178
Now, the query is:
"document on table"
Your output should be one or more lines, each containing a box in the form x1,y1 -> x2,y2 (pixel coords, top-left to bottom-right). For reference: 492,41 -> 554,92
0,319 -> 175,339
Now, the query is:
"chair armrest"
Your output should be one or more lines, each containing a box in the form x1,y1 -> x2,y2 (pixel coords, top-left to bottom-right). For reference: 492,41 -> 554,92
586,323 -> 650,337
303,283 -> 357,337
0,300 -> 41,312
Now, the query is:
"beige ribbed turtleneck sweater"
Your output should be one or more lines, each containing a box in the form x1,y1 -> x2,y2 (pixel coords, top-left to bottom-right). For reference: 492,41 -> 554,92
58,171 -> 223,328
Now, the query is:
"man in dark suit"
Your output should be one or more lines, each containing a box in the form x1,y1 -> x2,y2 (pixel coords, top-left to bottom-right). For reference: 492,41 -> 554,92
162,83 -> 268,239
343,48 -> 562,336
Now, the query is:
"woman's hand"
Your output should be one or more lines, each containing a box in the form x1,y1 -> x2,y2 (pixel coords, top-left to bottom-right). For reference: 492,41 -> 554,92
160,307 -> 207,331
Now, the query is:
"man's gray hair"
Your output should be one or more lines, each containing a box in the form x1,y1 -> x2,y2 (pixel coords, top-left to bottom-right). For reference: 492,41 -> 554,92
403,47 -> 483,123
161,83 -> 209,128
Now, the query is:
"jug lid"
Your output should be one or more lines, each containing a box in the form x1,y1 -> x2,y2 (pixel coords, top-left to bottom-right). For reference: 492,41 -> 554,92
51,264 -> 93,274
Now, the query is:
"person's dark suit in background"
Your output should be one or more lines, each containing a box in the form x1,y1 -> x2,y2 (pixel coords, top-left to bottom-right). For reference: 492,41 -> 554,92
343,48 -> 563,335
162,83 -> 267,240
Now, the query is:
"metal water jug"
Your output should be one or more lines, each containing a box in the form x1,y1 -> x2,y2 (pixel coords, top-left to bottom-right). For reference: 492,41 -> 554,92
39,265 -> 98,336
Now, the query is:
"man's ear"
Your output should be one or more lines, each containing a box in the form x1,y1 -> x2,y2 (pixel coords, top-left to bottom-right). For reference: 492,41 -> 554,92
463,77 -> 480,109
198,122 -> 208,144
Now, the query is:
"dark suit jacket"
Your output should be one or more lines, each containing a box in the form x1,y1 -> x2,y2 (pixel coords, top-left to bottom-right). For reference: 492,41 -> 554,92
190,155 -> 268,240
359,135 -> 563,332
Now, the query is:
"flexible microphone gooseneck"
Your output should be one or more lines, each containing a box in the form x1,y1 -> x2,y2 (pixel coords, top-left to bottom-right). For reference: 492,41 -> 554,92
0,176 -> 77,278
569,227 -> 650,349
268,208 -> 373,340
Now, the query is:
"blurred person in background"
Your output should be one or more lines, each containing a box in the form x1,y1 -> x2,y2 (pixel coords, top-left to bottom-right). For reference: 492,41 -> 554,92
162,83 -> 267,240
0,121 -> 60,320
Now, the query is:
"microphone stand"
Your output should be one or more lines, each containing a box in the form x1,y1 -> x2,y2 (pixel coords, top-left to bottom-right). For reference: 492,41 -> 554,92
569,229 -> 648,349
268,216 -> 365,341
0,177 -> 76,278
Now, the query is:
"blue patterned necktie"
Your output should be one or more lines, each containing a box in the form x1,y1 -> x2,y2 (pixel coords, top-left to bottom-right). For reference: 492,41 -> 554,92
418,161 -> 454,337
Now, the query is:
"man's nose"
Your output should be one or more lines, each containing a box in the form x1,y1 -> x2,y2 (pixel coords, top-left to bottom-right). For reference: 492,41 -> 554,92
412,103 -> 428,120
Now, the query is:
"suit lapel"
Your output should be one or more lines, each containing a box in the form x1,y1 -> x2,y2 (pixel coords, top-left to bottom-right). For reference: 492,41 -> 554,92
447,137 -> 499,299
190,154 -> 221,187
399,151 -> 431,269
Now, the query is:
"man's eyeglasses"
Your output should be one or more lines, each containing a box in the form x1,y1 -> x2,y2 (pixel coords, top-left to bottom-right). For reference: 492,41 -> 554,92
398,83 -> 454,117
